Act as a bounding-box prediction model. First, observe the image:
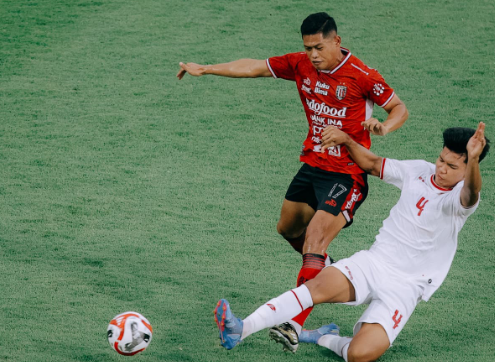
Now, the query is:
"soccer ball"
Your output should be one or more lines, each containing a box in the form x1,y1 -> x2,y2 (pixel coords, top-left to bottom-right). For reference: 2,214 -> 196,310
107,311 -> 153,356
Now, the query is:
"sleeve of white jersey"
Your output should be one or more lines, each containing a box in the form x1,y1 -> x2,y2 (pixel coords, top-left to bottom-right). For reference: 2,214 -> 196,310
447,183 -> 480,218
380,159 -> 430,189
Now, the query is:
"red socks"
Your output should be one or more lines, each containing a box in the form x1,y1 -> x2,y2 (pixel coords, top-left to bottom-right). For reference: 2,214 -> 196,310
292,253 -> 326,326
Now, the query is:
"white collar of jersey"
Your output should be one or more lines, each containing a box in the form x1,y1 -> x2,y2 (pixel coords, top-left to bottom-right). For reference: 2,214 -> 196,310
430,175 -> 453,192
320,48 -> 351,74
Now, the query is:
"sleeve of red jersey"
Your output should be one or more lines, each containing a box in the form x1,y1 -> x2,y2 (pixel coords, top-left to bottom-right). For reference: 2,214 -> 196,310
266,53 -> 297,81
364,69 -> 395,108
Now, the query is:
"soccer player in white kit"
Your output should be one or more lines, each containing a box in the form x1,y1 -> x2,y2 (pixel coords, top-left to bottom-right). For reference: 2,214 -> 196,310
214,122 -> 489,361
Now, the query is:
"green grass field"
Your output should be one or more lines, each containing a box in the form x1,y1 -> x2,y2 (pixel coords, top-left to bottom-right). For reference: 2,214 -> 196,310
1,0 -> 494,361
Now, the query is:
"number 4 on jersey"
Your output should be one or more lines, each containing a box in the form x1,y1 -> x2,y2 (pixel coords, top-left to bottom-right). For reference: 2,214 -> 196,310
416,197 -> 429,216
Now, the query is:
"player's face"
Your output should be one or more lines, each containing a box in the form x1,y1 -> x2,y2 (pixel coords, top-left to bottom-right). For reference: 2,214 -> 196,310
303,32 -> 343,71
434,147 -> 467,189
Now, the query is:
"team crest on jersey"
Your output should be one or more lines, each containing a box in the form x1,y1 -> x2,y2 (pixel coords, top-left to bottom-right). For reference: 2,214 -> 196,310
335,85 -> 347,100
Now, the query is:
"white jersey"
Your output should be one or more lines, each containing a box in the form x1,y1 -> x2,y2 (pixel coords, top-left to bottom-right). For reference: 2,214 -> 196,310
369,158 -> 479,301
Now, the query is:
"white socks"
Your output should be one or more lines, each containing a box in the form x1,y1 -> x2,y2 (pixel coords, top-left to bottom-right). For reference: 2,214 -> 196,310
241,285 -> 313,340
318,334 -> 352,361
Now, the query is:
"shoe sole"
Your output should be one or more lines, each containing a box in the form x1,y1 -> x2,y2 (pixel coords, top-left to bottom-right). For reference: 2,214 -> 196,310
269,328 -> 298,353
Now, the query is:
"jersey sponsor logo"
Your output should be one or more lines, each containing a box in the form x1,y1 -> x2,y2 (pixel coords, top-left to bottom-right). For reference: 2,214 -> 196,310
306,98 -> 347,118
312,136 -> 321,144
326,145 -> 341,157
303,77 -> 311,86
345,189 -> 361,209
315,87 -> 328,95
310,115 -> 343,128
373,83 -> 385,96
301,84 -> 312,94
392,310 -> 403,329
416,197 -> 429,216
336,85 -> 347,100
313,144 -> 341,156
316,81 -> 329,89
315,81 -> 329,95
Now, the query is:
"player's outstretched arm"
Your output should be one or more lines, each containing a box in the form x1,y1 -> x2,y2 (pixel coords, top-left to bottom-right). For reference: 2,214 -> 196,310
321,126 -> 383,176
362,94 -> 408,136
460,122 -> 487,208
176,59 -> 272,80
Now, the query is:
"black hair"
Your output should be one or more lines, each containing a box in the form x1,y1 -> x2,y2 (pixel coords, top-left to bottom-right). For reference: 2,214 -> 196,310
443,127 -> 490,163
301,12 -> 337,38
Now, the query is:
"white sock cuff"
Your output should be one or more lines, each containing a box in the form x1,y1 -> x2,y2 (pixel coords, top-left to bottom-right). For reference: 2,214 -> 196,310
342,342 -> 350,362
318,335 -> 352,358
291,284 -> 313,310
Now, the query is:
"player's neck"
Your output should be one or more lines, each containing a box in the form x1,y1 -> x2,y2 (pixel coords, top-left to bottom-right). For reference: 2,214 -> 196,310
326,50 -> 345,71
431,175 -> 454,191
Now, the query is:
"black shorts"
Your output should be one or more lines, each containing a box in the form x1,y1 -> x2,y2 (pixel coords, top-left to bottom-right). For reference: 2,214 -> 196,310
285,163 -> 369,227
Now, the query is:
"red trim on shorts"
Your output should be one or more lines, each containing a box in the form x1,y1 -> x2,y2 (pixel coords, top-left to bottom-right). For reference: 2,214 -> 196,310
341,173 -> 366,220
291,290 -> 304,312
380,158 -> 386,180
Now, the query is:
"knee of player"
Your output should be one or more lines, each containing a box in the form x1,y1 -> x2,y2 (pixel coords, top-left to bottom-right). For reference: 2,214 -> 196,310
347,343 -> 384,362
276,221 -> 299,238
275,221 -> 285,236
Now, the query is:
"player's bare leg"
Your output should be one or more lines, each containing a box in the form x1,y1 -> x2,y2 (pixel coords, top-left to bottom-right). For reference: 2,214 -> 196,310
294,211 -> 346,315
276,199 -> 315,253
303,210 -> 347,255
346,324 -> 389,362
304,265 -> 355,303
271,211 -> 347,351
301,322 -> 389,362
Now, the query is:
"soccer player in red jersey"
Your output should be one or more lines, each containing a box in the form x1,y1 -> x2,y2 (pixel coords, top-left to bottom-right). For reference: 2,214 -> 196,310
178,12 -> 409,346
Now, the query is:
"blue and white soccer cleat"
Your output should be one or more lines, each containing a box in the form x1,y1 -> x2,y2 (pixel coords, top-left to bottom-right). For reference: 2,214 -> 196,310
299,323 -> 340,344
214,299 -> 243,350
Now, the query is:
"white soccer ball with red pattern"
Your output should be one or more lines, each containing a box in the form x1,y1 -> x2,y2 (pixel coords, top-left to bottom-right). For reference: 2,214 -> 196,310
107,311 -> 153,356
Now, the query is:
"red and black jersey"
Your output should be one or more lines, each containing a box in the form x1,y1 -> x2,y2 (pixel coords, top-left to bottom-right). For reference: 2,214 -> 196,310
267,48 -> 395,174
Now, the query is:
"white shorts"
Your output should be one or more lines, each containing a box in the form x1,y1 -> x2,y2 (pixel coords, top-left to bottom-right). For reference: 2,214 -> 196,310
331,250 -> 424,344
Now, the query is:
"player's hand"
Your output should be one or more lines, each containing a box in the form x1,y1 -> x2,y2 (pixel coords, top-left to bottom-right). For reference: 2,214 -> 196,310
321,126 -> 349,152
466,122 -> 487,160
177,62 -> 207,80
362,118 -> 389,136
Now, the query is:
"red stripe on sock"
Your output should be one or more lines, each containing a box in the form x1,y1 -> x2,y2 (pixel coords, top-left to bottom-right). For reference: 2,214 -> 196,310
291,290 -> 304,312
302,253 -> 325,269
293,253 -> 326,326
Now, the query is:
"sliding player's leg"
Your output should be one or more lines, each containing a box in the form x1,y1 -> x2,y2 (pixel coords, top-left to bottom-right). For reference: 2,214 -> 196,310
305,322 -> 389,362
214,265 -> 354,350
